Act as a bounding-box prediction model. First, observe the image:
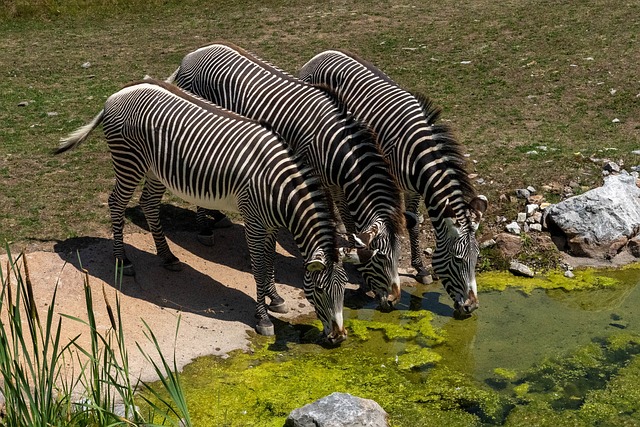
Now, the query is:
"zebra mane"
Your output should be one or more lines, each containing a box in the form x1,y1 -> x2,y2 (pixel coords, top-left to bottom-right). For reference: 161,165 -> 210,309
332,49 -> 398,86
431,124 -> 477,205
209,41 -> 299,82
411,91 -> 442,125
408,90 -> 476,204
311,83 -> 405,237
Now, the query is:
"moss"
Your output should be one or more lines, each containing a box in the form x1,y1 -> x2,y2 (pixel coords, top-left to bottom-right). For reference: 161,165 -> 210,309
478,267 -> 622,294
142,269 -> 640,426
494,367 -> 517,381
396,345 -> 442,370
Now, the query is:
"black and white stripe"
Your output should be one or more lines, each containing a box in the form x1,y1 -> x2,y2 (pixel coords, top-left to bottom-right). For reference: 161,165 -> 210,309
57,79 -> 351,342
168,42 -> 405,308
299,50 -> 488,315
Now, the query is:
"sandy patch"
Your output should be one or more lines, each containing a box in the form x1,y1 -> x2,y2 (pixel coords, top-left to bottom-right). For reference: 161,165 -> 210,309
1,224 -> 319,383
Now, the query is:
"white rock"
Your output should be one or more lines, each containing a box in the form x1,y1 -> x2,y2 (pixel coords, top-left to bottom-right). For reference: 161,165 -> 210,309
525,204 -> 539,216
529,223 -> 543,232
506,221 -> 521,235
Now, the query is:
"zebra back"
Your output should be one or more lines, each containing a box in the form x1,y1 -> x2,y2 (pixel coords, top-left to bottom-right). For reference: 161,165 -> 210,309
171,42 -> 406,306
299,50 -> 488,315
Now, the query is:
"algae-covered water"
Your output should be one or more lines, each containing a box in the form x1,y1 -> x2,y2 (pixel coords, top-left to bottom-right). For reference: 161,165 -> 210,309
149,265 -> 640,426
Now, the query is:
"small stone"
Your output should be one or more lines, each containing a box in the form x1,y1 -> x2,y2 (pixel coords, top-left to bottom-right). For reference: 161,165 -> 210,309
612,118 -> 620,123
499,194 -> 508,202
509,261 -> 534,278
17,101 -> 29,107
47,111 -> 58,117
529,223 -> 543,232
495,233 -> 522,258
516,212 -> 527,223
527,212 -> 543,224
527,194 -> 545,205
515,189 -> 531,199
526,186 -> 536,194
480,239 -> 496,249
540,202 -> 552,210
603,161 -> 620,173
505,221 -> 521,235
525,204 -> 539,216
82,61 -> 91,68
423,247 -> 433,256
564,270 -> 575,278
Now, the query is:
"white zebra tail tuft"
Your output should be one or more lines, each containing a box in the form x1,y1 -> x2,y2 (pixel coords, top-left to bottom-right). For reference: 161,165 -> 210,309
56,109 -> 104,154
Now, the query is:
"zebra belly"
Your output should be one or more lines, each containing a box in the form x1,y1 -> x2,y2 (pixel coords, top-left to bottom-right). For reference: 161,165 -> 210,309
163,184 -> 240,213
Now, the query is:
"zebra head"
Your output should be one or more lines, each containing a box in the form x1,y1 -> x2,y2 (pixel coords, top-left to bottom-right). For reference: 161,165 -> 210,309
303,248 -> 350,345
345,223 -> 401,311
432,196 -> 488,317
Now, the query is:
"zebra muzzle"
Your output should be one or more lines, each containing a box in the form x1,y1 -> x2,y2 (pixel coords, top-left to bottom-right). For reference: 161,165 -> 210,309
326,323 -> 347,345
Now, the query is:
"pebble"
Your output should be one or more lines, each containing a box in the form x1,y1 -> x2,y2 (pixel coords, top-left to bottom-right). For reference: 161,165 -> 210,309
509,261 -> 534,278
529,223 -> 543,232
506,221 -> 521,235
515,189 -> 531,199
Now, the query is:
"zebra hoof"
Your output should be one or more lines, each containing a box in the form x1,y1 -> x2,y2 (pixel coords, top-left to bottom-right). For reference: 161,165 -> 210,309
163,259 -> 183,272
415,272 -> 433,285
255,318 -> 275,336
268,301 -> 289,314
197,232 -> 215,247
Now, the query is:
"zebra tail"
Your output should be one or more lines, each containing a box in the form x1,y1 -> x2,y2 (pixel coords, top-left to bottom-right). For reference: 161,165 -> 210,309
164,67 -> 180,84
55,109 -> 104,154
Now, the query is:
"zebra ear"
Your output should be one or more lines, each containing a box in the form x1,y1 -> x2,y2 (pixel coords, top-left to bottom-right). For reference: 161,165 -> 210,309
305,249 -> 326,272
352,224 -> 379,249
469,195 -> 488,219
468,195 -> 488,231
339,247 -> 379,264
443,199 -> 462,237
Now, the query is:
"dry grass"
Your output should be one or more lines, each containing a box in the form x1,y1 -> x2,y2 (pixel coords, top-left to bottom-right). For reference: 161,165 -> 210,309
1,0 -> 638,255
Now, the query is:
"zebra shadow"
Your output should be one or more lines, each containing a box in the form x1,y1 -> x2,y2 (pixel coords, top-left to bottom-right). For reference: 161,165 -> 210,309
124,203 -> 307,289
53,235 -> 267,329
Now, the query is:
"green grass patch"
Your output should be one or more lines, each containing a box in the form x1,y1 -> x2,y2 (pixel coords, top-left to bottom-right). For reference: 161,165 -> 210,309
1,0 -> 638,251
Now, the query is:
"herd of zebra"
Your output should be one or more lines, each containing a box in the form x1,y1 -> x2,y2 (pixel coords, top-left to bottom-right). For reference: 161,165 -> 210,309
56,42 -> 488,345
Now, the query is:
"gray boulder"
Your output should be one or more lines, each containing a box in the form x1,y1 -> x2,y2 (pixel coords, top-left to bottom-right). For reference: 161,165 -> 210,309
545,172 -> 640,258
285,392 -> 389,427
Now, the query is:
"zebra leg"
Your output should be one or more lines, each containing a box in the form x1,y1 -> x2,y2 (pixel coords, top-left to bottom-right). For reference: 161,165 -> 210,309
244,222 -> 282,336
196,207 -> 215,246
109,180 -> 139,276
262,231 -> 288,314
140,176 -> 182,271
406,192 -> 431,284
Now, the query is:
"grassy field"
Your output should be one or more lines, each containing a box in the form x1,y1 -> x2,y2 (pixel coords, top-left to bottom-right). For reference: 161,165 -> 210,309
1,0 -> 639,252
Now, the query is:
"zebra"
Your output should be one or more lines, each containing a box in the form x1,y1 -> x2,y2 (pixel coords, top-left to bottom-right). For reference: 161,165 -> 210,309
56,79 -> 356,343
166,42 -> 407,310
298,50 -> 488,316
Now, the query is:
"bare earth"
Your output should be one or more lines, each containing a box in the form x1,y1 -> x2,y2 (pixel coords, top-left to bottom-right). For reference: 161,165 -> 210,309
2,224 -> 325,383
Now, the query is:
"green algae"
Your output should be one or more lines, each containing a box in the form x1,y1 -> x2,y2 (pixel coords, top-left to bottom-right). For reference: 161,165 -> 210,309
142,265 -> 640,426
477,268 -> 621,294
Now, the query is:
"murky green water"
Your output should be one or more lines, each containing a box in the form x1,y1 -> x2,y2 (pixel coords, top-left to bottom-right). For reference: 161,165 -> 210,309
149,265 -> 640,426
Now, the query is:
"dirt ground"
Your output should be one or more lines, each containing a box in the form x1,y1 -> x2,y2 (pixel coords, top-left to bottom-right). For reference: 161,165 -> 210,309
1,225 -> 334,383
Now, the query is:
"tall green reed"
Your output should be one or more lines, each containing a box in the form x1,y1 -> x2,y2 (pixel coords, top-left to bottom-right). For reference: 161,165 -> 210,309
0,249 -> 193,426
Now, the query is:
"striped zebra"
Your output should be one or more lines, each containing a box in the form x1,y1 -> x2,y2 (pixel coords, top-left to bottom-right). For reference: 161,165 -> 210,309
298,50 -> 488,316
167,42 -> 406,310
56,79 -> 354,343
